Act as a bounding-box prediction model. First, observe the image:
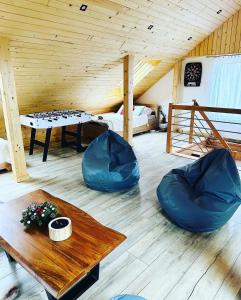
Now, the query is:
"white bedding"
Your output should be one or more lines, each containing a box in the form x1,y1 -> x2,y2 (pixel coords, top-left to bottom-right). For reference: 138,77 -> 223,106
91,113 -> 149,132
0,138 -> 11,164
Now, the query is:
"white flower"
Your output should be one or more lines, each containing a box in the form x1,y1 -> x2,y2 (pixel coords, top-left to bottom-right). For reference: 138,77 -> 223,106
52,208 -> 55,210
41,214 -> 45,217
34,213 -> 37,215
27,221 -> 31,224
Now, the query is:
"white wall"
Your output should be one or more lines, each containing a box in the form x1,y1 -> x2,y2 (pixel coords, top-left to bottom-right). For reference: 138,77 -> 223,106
137,69 -> 173,115
137,56 -> 241,139
180,56 -> 215,105
137,56 -> 215,108
180,56 -> 241,139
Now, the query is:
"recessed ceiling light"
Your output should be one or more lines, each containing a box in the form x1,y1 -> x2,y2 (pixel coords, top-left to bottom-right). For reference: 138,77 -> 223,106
187,36 -> 192,41
148,25 -> 154,30
80,4 -> 88,11
217,9 -> 222,14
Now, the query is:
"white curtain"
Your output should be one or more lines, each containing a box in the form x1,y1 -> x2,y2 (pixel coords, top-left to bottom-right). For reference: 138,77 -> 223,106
209,55 -> 241,122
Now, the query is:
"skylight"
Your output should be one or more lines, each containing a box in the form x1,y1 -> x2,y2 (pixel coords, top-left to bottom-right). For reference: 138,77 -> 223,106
117,59 -> 160,87
134,61 -> 154,85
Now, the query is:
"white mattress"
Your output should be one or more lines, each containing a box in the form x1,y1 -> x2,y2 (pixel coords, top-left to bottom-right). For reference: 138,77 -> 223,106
91,113 -> 149,132
0,138 -> 10,164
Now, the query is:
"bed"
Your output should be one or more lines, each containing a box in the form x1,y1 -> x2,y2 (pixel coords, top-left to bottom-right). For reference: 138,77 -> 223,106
0,138 -> 11,171
82,105 -> 158,144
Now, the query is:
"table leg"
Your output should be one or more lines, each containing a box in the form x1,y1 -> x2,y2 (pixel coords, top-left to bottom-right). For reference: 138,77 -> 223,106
61,126 -> 66,147
43,128 -> 52,162
5,251 -> 16,263
29,128 -> 36,155
45,292 -> 56,300
76,123 -> 86,152
45,264 -> 99,300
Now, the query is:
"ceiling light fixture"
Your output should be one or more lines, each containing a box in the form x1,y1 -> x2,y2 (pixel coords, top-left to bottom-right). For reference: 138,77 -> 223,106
187,36 -> 192,41
217,9 -> 222,14
80,4 -> 88,11
148,25 -> 154,30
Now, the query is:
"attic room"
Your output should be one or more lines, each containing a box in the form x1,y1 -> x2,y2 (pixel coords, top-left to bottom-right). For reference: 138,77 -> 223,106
1,1 -> 241,300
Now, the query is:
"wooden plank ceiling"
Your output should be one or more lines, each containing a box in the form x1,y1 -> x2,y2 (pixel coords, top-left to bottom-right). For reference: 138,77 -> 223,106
0,0 -> 241,137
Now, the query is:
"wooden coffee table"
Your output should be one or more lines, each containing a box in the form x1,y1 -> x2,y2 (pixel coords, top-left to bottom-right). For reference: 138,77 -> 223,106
0,190 -> 126,300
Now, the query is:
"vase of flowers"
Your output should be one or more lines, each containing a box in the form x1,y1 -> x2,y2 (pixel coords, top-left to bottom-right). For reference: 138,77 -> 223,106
20,202 -> 58,228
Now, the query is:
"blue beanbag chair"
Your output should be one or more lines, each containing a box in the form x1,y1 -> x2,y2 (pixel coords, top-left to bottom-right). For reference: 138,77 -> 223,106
111,295 -> 146,300
157,149 -> 241,232
82,130 -> 140,192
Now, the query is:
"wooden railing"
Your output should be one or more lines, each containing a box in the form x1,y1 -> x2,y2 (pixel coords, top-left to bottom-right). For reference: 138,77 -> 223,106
166,100 -> 241,160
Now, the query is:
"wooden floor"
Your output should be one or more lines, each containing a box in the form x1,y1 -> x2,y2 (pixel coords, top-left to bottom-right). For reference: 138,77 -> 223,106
0,132 -> 241,300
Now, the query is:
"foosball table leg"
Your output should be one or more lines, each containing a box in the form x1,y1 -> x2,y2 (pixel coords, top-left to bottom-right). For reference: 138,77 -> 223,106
76,123 -> 86,152
29,128 -> 36,155
61,126 -> 67,147
43,128 -> 52,162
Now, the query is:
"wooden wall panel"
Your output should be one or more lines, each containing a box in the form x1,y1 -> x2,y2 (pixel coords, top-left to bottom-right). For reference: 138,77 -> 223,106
0,1 -> 240,146
187,9 -> 241,57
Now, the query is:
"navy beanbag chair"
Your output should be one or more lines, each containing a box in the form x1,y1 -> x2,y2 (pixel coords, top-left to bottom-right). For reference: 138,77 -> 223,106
82,130 -> 140,192
111,295 -> 146,300
157,149 -> 241,232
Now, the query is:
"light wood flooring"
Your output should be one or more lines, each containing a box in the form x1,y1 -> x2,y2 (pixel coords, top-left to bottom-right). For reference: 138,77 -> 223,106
0,132 -> 241,300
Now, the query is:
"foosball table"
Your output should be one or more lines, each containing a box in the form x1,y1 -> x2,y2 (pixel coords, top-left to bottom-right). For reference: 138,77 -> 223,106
20,110 -> 92,162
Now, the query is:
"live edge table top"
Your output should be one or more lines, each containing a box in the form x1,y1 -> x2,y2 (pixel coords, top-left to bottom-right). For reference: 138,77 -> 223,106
0,190 -> 126,299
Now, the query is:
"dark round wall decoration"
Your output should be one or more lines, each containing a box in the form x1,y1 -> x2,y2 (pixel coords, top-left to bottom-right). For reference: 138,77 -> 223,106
184,62 -> 202,87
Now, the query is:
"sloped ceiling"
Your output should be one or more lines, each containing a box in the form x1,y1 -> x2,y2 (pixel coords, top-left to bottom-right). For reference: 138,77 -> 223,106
0,0 -> 241,118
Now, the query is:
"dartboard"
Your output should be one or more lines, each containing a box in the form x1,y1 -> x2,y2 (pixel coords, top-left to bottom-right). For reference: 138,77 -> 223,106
184,62 -> 202,87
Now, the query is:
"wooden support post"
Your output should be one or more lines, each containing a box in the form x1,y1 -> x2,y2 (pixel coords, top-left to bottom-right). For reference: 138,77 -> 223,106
0,37 -> 29,182
189,101 -> 195,144
172,61 -> 182,105
123,54 -> 134,145
166,103 -> 173,153
172,60 -> 182,132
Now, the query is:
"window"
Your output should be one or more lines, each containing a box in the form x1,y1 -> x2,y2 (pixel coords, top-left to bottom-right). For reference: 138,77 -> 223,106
208,55 -> 241,122
134,61 -> 154,85
117,60 -> 160,87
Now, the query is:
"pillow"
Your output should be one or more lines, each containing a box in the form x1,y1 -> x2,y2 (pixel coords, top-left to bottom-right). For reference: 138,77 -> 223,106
142,106 -> 153,115
118,105 -> 136,115
117,105 -> 147,116
133,106 -> 145,116
117,105 -> 124,115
